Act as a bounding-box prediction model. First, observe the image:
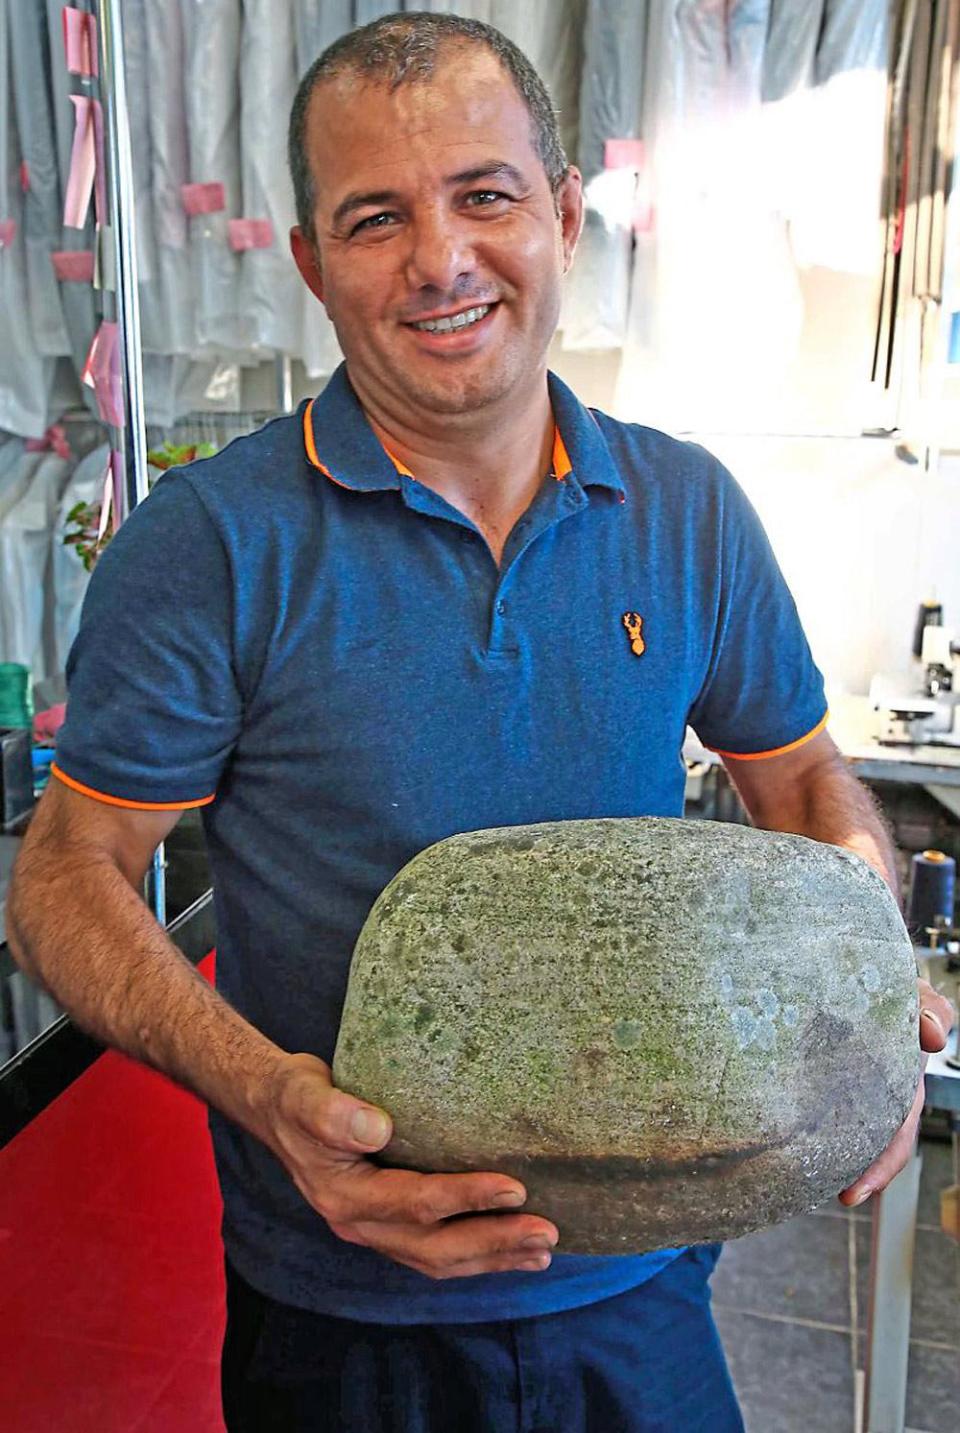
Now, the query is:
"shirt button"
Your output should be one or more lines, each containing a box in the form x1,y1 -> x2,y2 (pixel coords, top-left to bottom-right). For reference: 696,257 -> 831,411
495,599 -> 507,616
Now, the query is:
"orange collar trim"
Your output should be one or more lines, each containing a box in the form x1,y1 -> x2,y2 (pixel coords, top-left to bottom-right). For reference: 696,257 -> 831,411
304,397 -> 572,487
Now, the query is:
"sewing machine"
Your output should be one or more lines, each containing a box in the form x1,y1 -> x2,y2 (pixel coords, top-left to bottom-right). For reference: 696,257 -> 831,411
870,606 -> 960,747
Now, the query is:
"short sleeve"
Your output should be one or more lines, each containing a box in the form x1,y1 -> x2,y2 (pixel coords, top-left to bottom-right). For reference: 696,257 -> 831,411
53,472 -> 243,808
686,464 -> 827,758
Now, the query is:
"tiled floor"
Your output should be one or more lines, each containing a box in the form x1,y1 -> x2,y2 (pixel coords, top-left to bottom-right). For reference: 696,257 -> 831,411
712,1136 -> 960,1432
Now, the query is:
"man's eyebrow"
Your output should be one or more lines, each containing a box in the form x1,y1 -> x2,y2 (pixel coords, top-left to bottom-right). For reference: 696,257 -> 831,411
330,162 -> 529,229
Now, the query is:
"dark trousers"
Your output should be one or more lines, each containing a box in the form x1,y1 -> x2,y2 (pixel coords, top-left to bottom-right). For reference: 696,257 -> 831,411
221,1246 -> 743,1433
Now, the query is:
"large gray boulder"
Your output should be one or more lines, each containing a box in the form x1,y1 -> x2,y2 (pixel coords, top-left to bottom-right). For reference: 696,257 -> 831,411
333,818 -> 919,1253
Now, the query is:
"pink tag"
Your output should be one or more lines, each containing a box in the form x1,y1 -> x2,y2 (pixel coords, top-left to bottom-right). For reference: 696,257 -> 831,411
52,249 -> 95,282
0,220 -> 15,249
181,182 -> 226,216
604,138 -> 646,170
25,424 -> 73,461
64,95 -> 95,228
82,322 -> 125,429
20,162 -> 30,193
62,7 -> 99,78
34,703 -> 67,744
228,218 -> 274,251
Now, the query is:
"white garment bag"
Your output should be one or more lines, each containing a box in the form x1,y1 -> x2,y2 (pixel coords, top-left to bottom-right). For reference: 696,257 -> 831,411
52,442 -> 109,673
8,1 -> 70,358
292,1 -> 349,379
238,0 -> 304,362
561,0 -> 646,352
179,0 -> 249,357
0,0 -> 56,438
615,0 -> 803,432
0,452 -> 71,675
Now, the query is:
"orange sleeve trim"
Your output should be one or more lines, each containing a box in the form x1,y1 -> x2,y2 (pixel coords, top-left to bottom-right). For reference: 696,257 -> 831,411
707,711 -> 830,762
51,764 -> 215,811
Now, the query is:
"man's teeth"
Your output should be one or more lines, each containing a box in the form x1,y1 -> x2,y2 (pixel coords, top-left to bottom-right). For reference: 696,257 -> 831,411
412,305 -> 491,333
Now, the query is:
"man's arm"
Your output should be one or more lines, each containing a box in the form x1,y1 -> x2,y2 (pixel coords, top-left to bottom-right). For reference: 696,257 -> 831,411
723,729 -> 955,1204
7,779 -> 557,1275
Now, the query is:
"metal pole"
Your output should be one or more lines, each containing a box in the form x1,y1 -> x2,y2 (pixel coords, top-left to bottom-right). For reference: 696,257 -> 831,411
97,0 -> 165,924
275,354 -> 294,413
97,0 -> 149,514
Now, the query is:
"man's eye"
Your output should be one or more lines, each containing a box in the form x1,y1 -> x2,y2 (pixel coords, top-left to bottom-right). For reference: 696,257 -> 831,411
466,190 -> 508,207
352,212 -> 395,235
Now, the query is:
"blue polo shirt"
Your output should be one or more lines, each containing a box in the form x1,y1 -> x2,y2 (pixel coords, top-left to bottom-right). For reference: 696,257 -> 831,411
54,364 -> 826,1324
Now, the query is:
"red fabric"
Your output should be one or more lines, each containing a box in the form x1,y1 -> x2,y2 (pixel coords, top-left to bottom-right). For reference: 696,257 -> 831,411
0,953 -> 226,1431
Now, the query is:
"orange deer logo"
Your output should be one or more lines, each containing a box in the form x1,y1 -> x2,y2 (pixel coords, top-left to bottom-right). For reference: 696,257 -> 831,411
622,612 -> 645,656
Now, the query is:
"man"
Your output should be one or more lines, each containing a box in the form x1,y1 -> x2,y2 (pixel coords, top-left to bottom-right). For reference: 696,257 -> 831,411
8,12 -> 953,1432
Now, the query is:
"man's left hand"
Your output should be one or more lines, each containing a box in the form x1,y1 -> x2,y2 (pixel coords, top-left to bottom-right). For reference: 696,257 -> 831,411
839,978 -> 955,1207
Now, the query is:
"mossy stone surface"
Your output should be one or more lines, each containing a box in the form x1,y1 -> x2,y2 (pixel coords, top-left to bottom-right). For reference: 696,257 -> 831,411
333,818 -> 919,1254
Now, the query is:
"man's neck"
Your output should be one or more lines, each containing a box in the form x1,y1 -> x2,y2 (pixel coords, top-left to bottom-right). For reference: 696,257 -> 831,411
357,373 -> 555,564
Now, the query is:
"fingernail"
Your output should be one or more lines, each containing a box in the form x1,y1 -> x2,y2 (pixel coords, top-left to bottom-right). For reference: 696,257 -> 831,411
850,1185 -> 873,1207
517,1254 -> 551,1271
920,1008 -> 946,1040
521,1234 -> 556,1250
351,1109 -> 389,1146
492,1189 -> 525,1208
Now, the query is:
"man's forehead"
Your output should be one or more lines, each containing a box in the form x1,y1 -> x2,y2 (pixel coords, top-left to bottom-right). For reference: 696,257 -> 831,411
306,50 -> 537,197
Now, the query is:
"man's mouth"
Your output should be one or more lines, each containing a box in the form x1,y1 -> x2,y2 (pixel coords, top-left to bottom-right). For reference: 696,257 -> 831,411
408,304 -> 493,334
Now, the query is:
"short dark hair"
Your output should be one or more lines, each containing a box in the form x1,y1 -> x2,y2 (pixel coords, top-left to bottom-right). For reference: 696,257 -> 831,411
288,10 -> 568,241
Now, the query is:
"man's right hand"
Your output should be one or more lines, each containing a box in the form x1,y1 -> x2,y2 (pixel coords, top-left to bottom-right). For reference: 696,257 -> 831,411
259,1052 -> 559,1280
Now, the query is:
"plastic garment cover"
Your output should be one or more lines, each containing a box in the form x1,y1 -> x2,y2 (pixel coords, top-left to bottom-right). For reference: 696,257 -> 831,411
614,0 -> 804,432
353,1 -> 401,23
142,0 -> 196,356
0,0 -> 56,438
491,0 -> 584,167
121,0 -> 168,355
52,442 -> 109,674
0,439 -> 34,522
762,1 -> 824,103
292,1 -> 349,378
561,0 -> 646,351
8,1 -> 70,357
295,0 -> 353,62
238,0 -> 304,360
179,0 -> 248,356
43,0 -> 99,383
0,452 -> 71,676
780,0 -> 889,274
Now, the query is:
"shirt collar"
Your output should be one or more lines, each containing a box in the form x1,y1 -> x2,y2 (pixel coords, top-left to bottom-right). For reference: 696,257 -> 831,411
302,362 -> 625,497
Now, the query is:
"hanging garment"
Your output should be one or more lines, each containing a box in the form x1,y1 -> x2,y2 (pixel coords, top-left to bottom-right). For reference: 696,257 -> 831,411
120,0 -> 168,355
615,0 -> 803,432
8,1 -> 70,358
292,1 -> 350,378
0,439 -> 33,522
353,1 -> 402,23
0,0 -> 56,438
179,0 -> 249,356
237,0 -> 304,360
295,0 -> 353,63
43,0 -> 99,388
491,0 -> 584,167
786,0 -> 890,274
561,0 -> 646,351
52,441 -> 109,673
762,1 -> 824,103
142,0 -> 196,356
0,452 -> 71,676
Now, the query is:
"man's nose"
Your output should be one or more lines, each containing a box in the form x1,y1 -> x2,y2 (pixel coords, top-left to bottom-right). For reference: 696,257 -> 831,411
403,209 -> 474,293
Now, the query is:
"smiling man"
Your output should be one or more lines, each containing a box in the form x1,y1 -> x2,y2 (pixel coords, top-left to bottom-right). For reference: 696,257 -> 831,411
7,12 -> 953,1433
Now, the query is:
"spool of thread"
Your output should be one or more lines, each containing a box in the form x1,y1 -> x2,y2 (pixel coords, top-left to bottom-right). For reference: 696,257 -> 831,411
907,850 -> 956,936
0,663 -> 33,729
912,600 -> 943,659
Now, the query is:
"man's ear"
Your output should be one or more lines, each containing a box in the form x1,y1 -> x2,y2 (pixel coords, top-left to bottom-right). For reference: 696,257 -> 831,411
556,167 -> 584,275
291,226 -> 325,305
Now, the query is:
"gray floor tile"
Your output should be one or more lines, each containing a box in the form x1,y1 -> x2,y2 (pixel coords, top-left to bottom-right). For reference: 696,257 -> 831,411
855,1222 -> 960,1348
712,1212 -> 851,1328
904,1341 -> 960,1433
714,1307 -> 854,1433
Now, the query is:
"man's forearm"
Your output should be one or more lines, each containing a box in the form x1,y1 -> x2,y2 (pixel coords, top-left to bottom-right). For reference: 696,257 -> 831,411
7,849 -> 285,1146
726,737 -> 900,901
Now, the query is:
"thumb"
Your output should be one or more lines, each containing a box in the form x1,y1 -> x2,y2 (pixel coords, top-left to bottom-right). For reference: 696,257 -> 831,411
282,1055 -> 393,1153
